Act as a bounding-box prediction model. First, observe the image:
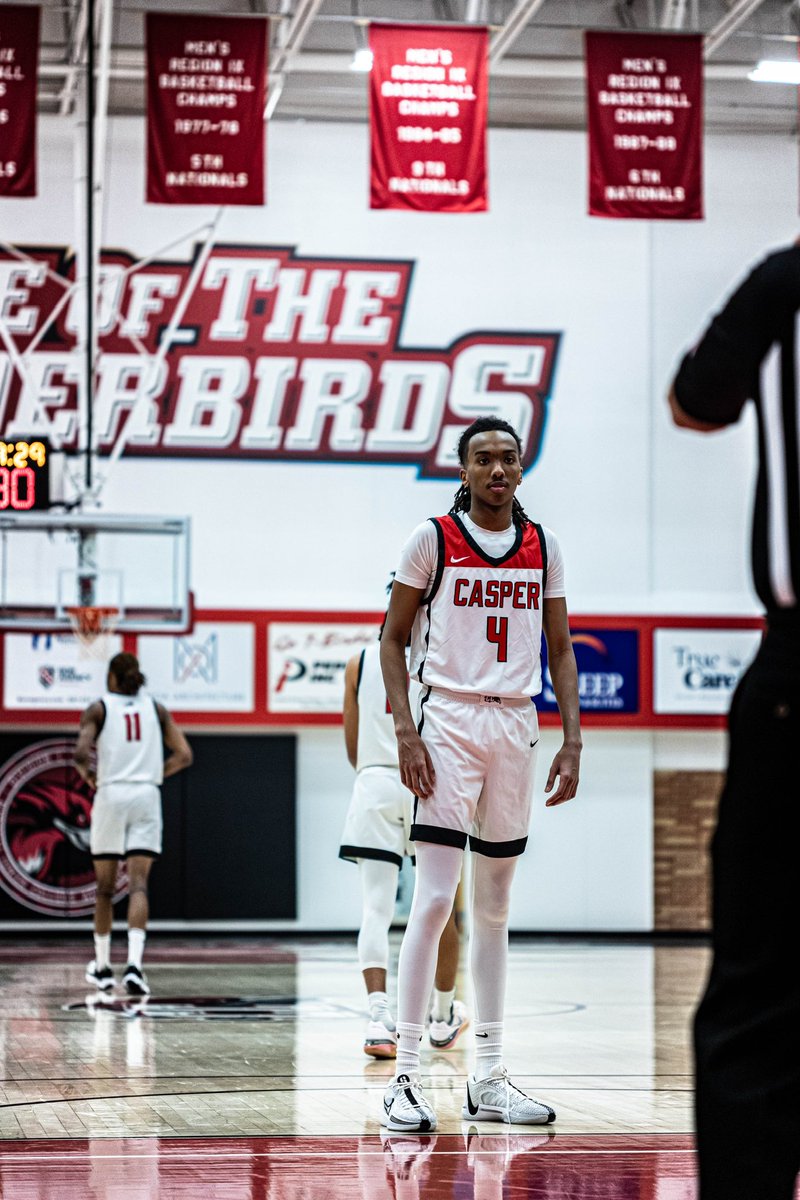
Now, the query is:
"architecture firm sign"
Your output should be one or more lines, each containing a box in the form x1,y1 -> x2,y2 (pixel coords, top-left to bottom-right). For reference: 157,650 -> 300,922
146,12 -> 267,206
369,23 -> 488,213
586,31 -> 703,220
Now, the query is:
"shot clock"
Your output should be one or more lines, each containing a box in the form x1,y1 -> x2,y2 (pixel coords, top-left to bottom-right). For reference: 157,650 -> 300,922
0,440 -> 51,511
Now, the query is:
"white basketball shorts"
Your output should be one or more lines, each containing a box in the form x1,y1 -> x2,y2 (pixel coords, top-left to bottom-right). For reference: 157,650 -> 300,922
90,782 -> 163,859
412,688 -> 539,858
339,766 -> 415,868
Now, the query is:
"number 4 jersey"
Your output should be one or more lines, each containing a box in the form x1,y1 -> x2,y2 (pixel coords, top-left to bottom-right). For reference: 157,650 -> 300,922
96,692 -> 164,786
396,513 -> 564,700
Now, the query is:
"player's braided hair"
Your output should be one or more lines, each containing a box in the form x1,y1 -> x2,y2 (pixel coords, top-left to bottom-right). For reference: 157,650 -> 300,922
449,416 -> 533,529
108,652 -> 146,696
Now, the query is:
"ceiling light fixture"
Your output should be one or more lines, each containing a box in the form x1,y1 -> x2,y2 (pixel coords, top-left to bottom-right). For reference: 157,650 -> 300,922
350,47 -> 374,72
748,59 -> 800,84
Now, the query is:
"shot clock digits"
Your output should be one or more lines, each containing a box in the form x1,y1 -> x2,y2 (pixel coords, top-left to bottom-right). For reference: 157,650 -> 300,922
0,440 -> 51,510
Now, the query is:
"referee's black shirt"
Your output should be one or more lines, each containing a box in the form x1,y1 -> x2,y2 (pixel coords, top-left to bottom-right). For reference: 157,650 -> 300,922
674,244 -> 800,626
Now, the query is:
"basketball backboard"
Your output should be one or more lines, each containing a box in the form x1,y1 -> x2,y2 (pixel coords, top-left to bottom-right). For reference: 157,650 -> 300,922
0,512 -> 192,634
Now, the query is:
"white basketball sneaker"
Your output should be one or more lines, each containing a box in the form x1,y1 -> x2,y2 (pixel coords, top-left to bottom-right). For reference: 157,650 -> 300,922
85,960 -> 115,991
364,1018 -> 397,1059
429,999 -> 470,1049
382,1073 -> 438,1133
462,1065 -> 556,1125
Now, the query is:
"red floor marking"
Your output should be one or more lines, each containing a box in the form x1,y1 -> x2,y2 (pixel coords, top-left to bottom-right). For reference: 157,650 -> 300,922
0,1135 -> 699,1198
0,940 -> 299,964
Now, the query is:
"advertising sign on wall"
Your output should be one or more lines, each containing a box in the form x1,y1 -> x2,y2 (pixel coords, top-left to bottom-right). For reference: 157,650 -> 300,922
146,12 -> 267,206
538,628 -> 640,715
137,622 -> 255,712
268,621 -> 380,714
369,23 -> 488,213
3,632 -> 123,711
0,5 -> 40,198
653,627 -> 761,715
586,31 -> 703,220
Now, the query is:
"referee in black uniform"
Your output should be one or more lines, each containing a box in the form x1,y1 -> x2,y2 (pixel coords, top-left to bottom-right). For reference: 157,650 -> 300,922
669,243 -> 800,1200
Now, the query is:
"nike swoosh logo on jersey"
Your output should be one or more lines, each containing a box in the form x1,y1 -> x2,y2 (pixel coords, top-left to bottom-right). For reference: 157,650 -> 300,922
450,555 -> 470,563
476,1031 -> 489,1038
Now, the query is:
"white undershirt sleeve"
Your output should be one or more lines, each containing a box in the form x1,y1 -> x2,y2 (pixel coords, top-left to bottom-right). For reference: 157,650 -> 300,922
394,521 -> 439,594
541,527 -> 566,598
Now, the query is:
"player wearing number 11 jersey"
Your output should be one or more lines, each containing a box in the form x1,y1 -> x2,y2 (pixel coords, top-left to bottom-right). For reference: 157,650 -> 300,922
379,416 -> 581,1134
74,653 -> 192,996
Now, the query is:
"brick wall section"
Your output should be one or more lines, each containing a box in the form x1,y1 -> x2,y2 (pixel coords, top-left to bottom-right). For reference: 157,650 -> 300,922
654,770 -> 723,931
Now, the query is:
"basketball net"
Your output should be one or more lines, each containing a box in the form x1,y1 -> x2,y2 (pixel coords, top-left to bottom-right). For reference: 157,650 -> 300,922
66,606 -> 121,661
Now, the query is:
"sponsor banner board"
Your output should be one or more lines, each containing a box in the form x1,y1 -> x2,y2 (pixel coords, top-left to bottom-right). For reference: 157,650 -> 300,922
586,31 -> 703,220
0,5 -> 40,198
268,621 -> 380,714
369,23 -> 488,213
138,622 -> 254,712
653,627 -> 761,715
146,12 -> 267,206
3,632 -> 123,710
538,627 -> 640,715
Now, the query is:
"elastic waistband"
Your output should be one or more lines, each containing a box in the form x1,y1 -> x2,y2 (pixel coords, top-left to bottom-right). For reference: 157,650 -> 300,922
428,686 -> 533,709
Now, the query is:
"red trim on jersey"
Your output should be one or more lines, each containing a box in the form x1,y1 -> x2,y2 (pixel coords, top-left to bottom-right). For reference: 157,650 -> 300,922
437,514 -> 543,570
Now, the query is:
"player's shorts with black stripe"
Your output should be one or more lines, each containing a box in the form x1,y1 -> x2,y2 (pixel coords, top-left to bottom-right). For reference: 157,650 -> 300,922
412,687 -> 539,858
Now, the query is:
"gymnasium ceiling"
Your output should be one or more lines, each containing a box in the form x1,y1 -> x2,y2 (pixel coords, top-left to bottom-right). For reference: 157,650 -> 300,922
33,0 -> 800,134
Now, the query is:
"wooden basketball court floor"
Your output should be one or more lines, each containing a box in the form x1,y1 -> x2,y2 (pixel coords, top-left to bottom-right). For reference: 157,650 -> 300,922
0,934 -> 725,1197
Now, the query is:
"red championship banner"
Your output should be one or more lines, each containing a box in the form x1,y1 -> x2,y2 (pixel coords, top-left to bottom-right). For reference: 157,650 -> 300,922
0,5 -> 40,198
586,31 -> 703,220
369,23 -> 488,213
146,12 -> 266,206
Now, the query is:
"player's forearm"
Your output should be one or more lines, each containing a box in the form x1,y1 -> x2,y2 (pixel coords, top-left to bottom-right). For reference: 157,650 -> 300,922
163,748 -> 192,778
547,648 -> 582,746
380,637 -> 415,734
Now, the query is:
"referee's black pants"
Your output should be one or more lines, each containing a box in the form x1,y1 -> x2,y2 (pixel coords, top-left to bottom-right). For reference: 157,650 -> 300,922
694,625 -> 800,1200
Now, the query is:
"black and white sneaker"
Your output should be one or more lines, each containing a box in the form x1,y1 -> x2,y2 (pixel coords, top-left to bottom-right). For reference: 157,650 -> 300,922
462,1066 -> 556,1125
381,1073 -> 437,1133
123,963 -> 150,996
85,959 -> 115,991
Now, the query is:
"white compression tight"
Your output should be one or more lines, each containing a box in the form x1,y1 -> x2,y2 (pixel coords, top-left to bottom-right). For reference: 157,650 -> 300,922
469,852 -> 519,1024
357,858 -> 399,971
396,842 -> 463,1025
394,843 -> 519,1077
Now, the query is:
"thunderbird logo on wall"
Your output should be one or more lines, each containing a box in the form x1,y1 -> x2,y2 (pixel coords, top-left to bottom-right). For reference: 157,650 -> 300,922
0,244 -> 560,479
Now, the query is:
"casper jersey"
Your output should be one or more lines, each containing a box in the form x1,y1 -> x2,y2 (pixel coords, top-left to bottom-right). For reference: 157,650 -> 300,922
356,643 -> 421,771
409,514 -> 548,698
96,691 -> 164,787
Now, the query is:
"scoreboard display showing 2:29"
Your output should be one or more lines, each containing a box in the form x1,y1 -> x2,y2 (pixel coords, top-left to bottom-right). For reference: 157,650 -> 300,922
0,440 -> 50,511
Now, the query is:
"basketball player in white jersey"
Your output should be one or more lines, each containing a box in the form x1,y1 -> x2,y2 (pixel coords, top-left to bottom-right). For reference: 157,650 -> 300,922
74,652 -> 192,996
379,416 -> 581,1133
340,629 -> 468,1058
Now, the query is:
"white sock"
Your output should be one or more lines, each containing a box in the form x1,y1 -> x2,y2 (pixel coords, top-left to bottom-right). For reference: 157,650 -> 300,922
474,1021 -> 504,1079
127,928 -> 146,969
93,933 -> 111,970
395,1022 -> 424,1079
367,990 -> 394,1026
431,987 -> 455,1022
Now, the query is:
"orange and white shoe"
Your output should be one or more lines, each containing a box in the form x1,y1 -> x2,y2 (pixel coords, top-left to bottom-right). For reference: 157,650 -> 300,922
364,1018 -> 398,1059
429,999 -> 469,1049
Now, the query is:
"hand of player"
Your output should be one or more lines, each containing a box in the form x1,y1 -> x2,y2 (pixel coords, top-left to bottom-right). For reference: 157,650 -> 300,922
544,742 -> 580,807
76,763 -> 97,790
396,728 -> 436,799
